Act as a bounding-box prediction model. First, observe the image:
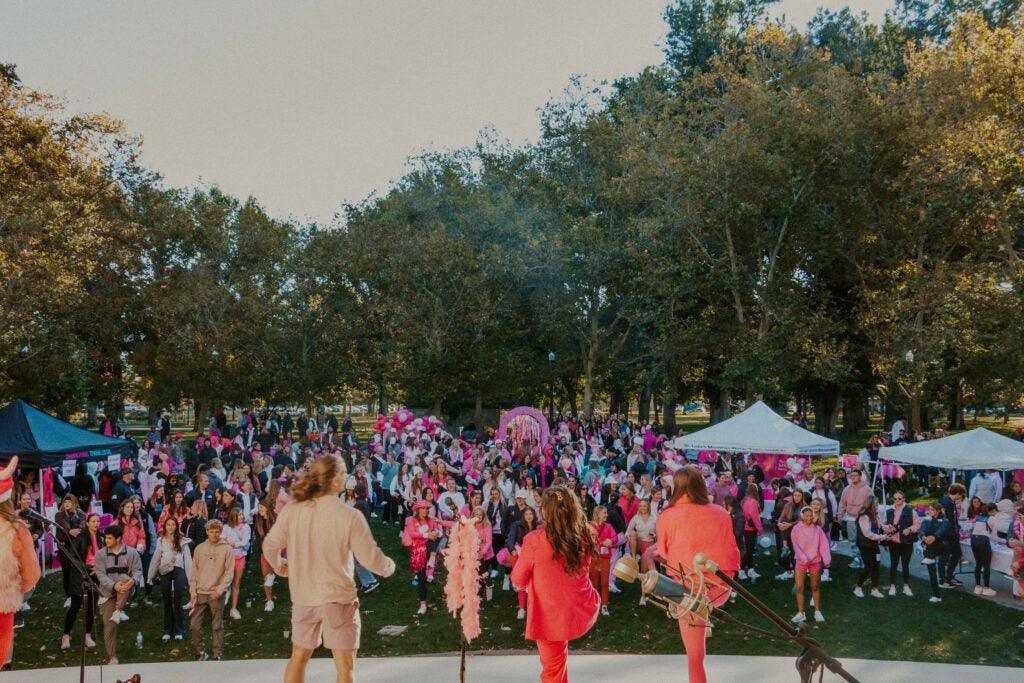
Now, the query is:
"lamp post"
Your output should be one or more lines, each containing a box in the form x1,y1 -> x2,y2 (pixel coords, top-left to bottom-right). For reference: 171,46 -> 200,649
548,352 -> 557,421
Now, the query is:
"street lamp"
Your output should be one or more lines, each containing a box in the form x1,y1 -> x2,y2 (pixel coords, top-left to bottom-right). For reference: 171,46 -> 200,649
548,351 -> 555,421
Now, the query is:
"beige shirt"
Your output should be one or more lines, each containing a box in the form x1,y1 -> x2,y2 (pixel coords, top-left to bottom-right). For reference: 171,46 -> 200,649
263,494 -> 395,607
189,538 -> 234,597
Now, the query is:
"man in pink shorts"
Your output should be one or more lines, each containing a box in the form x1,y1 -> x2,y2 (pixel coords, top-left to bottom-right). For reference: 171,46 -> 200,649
263,454 -> 395,683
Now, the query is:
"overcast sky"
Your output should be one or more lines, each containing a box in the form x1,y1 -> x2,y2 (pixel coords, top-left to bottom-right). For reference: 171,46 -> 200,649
2,1 -> 894,225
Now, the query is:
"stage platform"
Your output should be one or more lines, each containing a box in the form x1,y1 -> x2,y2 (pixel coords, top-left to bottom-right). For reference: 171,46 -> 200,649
10,653 -> 1024,682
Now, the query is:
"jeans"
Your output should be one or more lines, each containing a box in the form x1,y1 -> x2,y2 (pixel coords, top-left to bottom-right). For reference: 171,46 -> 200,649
354,559 -> 376,587
970,535 -> 992,587
940,539 -> 962,583
160,567 -> 187,636
845,519 -> 861,561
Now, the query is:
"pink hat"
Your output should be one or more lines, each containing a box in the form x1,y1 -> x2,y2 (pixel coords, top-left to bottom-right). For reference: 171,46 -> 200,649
412,500 -> 432,511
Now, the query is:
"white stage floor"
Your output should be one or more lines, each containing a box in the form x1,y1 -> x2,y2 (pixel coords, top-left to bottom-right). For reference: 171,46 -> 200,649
9,653 -> 1024,682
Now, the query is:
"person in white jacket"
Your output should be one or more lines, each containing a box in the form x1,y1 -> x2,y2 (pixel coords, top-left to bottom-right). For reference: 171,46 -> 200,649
147,516 -> 193,641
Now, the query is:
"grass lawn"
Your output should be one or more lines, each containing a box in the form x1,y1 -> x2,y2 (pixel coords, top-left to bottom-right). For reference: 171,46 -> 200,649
13,513 -> 1024,672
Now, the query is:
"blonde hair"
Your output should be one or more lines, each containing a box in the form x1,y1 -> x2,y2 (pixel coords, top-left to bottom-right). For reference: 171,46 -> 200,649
290,454 -> 346,502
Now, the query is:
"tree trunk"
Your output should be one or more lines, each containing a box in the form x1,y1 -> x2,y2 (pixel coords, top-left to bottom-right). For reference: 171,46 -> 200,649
86,404 -> 98,428
432,396 -> 443,417
662,395 -> 677,435
708,386 -> 732,424
582,355 -> 595,419
638,383 -> 652,423
841,393 -> 869,434
474,394 -> 483,427
813,385 -> 841,439
194,397 -> 207,436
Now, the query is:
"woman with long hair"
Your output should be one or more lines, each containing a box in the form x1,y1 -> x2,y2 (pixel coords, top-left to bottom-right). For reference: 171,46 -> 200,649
61,510 -> 100,649
655,467 -> 740,683
402,500 -> 441,615
147,516 -> 192,641
505,505 -> 539,619
775,489 -> 807,581
182,499 -> 209,550
626,498 -> 657,573
589,506 -> 617,616
882,491 -> 919,596
254,500 -> 278,611
790,506 -> 831,624
470,506 -> 494,603
54,494 -> 87,608
158,489 -> 189,530
222,507 -> 251,620
739,484 -> 763,581
1,457 -> 41,664
852,496 -> 889,598
510,485 -> 600,683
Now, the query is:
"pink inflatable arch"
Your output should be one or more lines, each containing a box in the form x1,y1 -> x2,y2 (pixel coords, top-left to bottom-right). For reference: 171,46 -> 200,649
498,406 -> 550,448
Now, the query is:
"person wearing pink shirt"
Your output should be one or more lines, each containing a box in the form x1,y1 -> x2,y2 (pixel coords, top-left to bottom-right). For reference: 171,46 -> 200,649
740,484 -> 763,581
510,485 -> 599,683
789,506 -> 831,624
589,506 -> 617,616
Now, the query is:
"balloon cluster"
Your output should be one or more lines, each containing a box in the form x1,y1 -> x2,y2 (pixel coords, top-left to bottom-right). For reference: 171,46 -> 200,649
373,411 -> 445,438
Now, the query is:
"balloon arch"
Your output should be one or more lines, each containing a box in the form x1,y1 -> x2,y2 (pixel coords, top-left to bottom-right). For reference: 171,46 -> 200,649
498,406 -> 550,447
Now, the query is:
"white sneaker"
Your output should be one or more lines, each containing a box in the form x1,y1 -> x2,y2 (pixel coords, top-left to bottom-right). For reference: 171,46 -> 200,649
600,605 -> 610,616
776,571 -> 793,581
517,608 -> 526,620
20,602 -> 30,611
264,600 -> 275,612
162,634 -> 171,642
229,608 -> 242,620
870,589 -> 884,598
747,569 -> 759,582
639,596 -> 647,606
921,558 -> 935,565
485,587 -> 493,602
502,576 -> 510,591
118,610 -> 129,622
810,597 -> 814,608
608,584 -> 621,593
981,587 -> 996,596
903,585 -> 914,597
791,612 -> 806,624
814,611 -> 825,622
63,598 -> 72,608
821,569 -> 831,582
416,603 -> 427,615
97,596 -> 109,606
974,585 -> 983,595
853,586 -> 864,598
183,601 -> 193,611
889,585 -> 897,596
738,570 -> 748,580
929,596 -> 942,603
109,611 -> 122,624
264,574 -> 276,587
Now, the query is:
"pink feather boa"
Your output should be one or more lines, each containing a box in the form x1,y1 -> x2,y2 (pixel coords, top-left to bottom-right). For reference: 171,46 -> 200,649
443,518 -> 482,642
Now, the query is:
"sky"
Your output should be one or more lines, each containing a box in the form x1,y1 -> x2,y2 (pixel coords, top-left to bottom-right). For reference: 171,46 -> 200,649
1,1 -> 894,226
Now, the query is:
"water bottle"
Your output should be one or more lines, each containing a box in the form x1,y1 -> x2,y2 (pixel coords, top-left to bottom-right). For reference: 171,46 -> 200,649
136,631 -> 144,649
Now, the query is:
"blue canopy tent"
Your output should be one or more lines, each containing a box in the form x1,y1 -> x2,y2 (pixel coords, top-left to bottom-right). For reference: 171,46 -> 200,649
0,399 -> 135,468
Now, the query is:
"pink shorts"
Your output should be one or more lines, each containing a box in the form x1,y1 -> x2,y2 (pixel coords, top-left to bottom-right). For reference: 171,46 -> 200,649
234,557 -> 246,570
292,602 -> 361,651
795,561 -> 823,573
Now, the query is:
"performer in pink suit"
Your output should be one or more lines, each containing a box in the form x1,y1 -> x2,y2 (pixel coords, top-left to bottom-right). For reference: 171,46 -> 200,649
510,485 -> 600,683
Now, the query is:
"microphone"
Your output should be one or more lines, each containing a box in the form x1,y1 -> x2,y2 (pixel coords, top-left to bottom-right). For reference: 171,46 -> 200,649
613,553 -> 718,621
19,507 -> 54,526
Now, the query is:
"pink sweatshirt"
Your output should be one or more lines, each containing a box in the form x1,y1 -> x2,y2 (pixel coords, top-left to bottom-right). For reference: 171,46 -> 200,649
790,521 -> 831,566
741,496 -> 763,533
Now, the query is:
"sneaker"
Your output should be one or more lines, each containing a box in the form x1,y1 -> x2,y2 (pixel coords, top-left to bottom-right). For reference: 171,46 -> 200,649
264,574 -> 276,587
639,595 -> 647,606
853,586 -> 864,598
1018,620 -> 1024,628
791,612 -> 806,624
20,602 -> 29,611
61,635 -> 71,650
517,608 -> 526,620
162,633 -> 171,642
174,635 -> 183,641
85,635 -> 96,648
129,601 -> 138,608
821,569 -> 831,582
109,657 -> 118,665
608,584 -> 622,593
502,576 -> 511,591
144,598 -> 154,607
974,585 -> 984,595
411,579 -> 418,587
921,558 -> 935,565
939,581 -> 954,589
600,605 -> 610,616
110,611 -> 122,624
929,596 -> 942,603
776,571 -> 793,581
196,651 -> 209,661
416,604 -> 427,615
97,596 -> 109,606
64,597 -> 72,608
747,569 -> 760,581
265,600 -> 275,612
229,608 -> 242,620
363,582 -> 380,594
870,589 -> 885,598
888,585 -> 897,596
981,587 -> 996,596
849,558 -> 863,569
949,579 -> 963,587
213,656 -> 222,661
903,585 -> 914,597
118,611 -> 129,622
490,569 -> 498,578
829,541 -> 839,551
738,570 -> 748,580
814,611 -> 825,623
13,614 -> 24,628
183,601 -> 193,611
485,586 -> 493,602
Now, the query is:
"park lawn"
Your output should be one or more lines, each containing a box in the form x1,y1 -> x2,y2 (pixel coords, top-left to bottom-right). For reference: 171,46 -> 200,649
13,514 -> 1024,672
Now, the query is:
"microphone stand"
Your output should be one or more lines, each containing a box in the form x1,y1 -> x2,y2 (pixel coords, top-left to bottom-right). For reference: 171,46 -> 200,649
707,569 -> 859,683
25,511 -> 96,683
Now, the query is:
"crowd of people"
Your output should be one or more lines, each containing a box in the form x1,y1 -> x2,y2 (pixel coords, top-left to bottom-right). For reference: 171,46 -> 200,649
2,408 -> 1024,680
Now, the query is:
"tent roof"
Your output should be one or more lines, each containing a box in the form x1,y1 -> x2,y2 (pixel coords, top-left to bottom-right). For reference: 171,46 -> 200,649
877,427 -> 1024,470
672,400 -> 840,456
0,399 -> 133,468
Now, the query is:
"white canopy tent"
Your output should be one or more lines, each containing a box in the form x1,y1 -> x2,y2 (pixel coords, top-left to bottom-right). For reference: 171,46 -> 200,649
877,427 -> 1024,471
671,400 -> 840,456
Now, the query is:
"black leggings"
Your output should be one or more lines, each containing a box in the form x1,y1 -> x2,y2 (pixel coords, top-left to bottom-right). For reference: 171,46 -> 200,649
416,568 -> 427,602
970,535 -> 992,588
888,543 -> 913,586
160,567 -> 187,636
742,529 -> 758,570
856,545 -> 880,588
925,562 -> 940,598
63,590 -> 96,637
